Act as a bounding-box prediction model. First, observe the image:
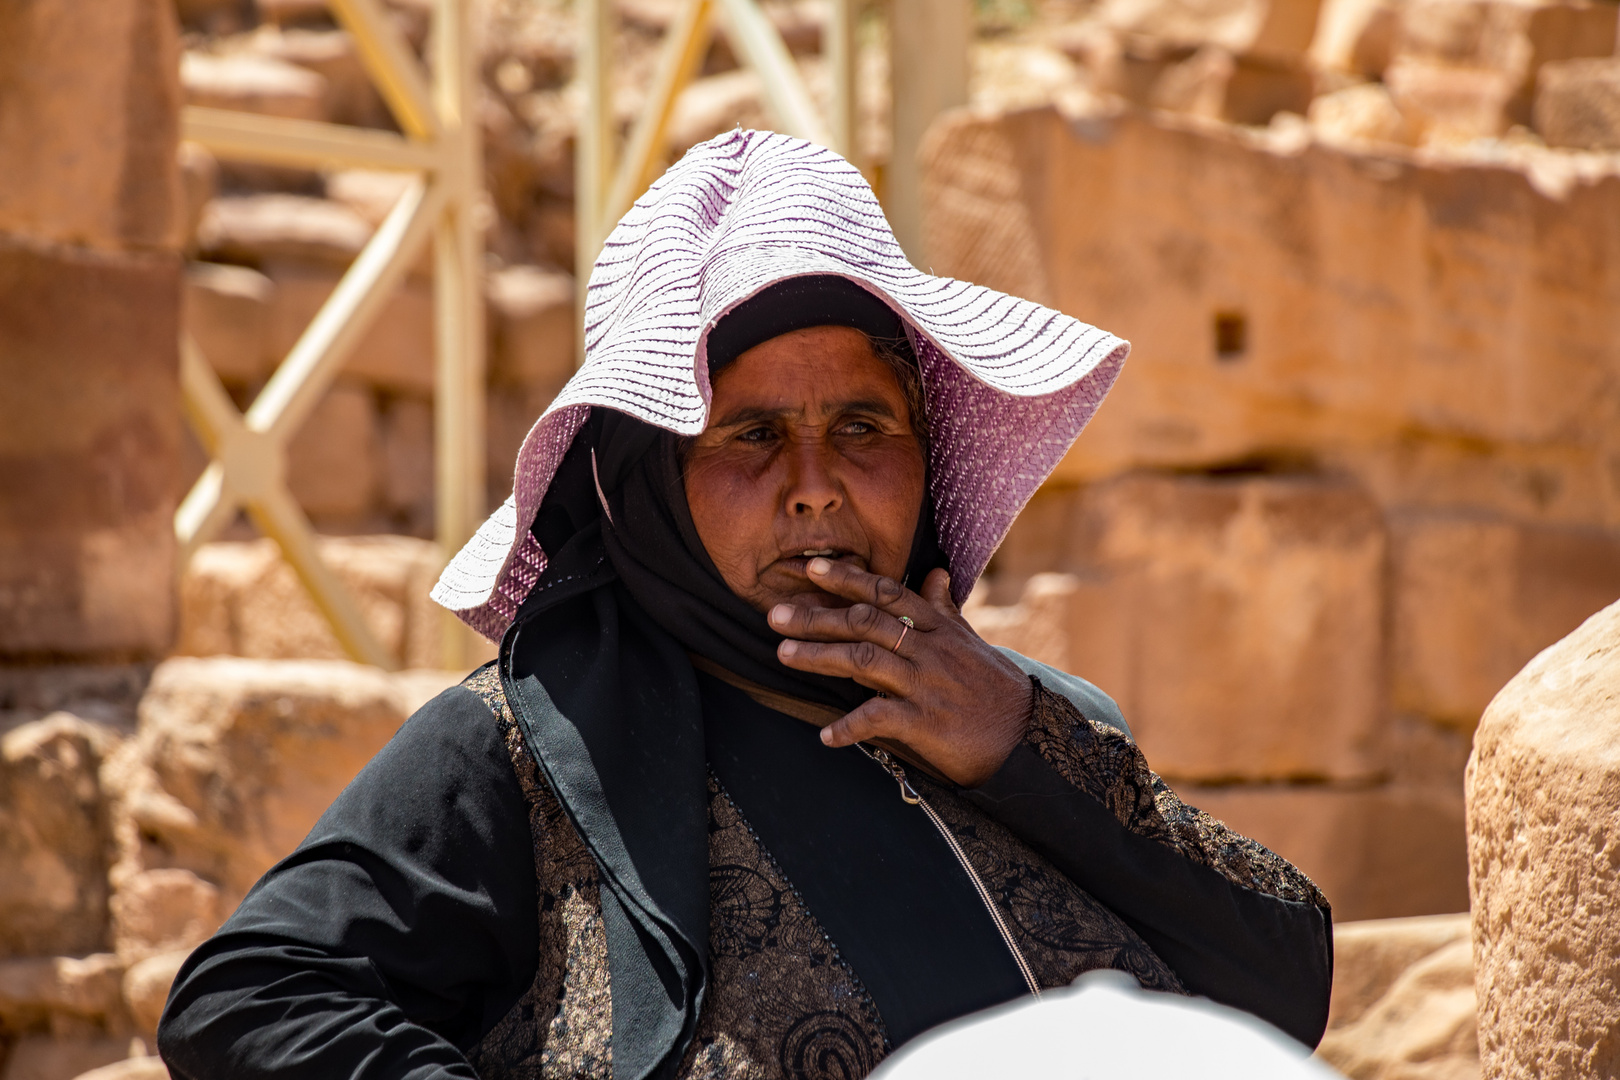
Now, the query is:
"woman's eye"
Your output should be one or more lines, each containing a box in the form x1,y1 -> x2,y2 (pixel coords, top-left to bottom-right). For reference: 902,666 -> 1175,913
736,426 -> 777,444
836,420 -> 876,436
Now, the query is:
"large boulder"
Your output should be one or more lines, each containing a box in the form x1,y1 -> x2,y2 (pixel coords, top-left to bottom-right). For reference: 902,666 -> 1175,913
1467,598 -> 1620,1079
106,657 -> 459,942
175,536 -> 453,668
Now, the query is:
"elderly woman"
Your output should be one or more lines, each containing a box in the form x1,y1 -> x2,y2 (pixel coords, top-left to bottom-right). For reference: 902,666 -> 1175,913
158,132 -> 1332,1080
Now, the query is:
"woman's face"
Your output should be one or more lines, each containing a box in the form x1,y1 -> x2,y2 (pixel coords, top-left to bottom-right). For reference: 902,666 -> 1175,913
685,325 -> 927,613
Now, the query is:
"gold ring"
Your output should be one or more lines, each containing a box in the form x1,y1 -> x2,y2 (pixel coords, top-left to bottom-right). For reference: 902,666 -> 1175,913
893,615 -> 914,654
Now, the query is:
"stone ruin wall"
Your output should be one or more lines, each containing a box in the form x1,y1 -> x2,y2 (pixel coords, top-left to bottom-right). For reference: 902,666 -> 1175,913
3,0 -> 1620,1077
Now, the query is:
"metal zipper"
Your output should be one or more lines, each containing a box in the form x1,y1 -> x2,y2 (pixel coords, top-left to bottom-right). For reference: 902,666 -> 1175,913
859,745 -> 1042,999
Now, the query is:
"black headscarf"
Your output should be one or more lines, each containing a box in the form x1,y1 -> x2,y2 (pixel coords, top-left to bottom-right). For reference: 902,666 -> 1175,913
528,276 -> 946,712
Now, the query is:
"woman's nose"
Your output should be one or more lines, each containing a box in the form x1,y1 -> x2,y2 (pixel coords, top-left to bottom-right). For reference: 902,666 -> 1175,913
785,439 -> 842,517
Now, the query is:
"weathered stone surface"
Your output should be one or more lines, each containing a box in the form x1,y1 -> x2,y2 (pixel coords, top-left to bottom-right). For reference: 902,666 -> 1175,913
283,381 -> 381,522
1391,513 -> 1620,731
973,473 -> 1387,782
266,265 -> 434,393
175,536 -> 452,669
179,51 -> 326,121
1328,913 -> 1472,1032
182,262 -> 274,383
1318,921 -> 1478,1080
121,951 -> 188,1037
69,1058 -> 170,1080
0,716 -> 116,959
197,196 -> 373,268
1182,784 -> 1468,921
111,658 -> 451,916
1536,58 -> 1620,151
108,869 -> 221,966
0,240 -> 180,661
1467,598 -> 1620,1080
1,1038 -> 136,1080
0,954 -> 124,1032
0,0 -> 183,253
920,104 -> 1620,532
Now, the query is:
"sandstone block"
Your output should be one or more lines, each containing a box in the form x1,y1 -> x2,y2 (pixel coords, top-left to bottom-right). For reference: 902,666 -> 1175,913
1,1037 -> 137,1080
179,51 -> 327,121
1317,933 -> 1478,1080
197,196 -> 373,268
1183,783 -> 1469,921
1326,912 -> 1471,1031
1093,0 -> 1322,61
121,951 -> 189,1036
246,28 -> 389,128
283,380 -> 381,522
920,105 -> 1620,528
1308,82 -> 1420,147
108,870 -> 221,966
175,144 -> 218,254
1467,598 -> 1620,1080
120,658 -> 442,909
182,263 -> 274,383
0,716 -> 116,959
487,265 -> 575,392
0,955 -> 124,1032
175,536 -> 449,669
1391,514 -> 1620,731
267,264 -> 434,393
325,170 -> 418,228
0,0 -> 183,253
1535,58 -> 1620,151
378,395 -> 435,527
1075,473 -> 1385,783
0,241 -> 180,660
1384,57 -> 1517,142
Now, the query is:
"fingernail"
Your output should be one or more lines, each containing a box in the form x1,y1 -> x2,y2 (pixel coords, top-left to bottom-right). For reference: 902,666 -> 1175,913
808,557 -> 831,575
780,640 -> 798,658
820,727 -> 833,745
769,604 -> 792,626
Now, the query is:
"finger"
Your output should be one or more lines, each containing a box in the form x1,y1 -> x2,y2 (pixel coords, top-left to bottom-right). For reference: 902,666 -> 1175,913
778,637 -> 912,695
819,696 -> 909,747
767,600 -> 911,649
805,558 -> 939,626
919,568 -> 957,616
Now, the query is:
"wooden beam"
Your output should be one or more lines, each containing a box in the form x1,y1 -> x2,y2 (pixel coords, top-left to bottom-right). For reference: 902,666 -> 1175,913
714,0 -> 834,149
181,107 -> 442,173
575,0 -> 616,367
248,482 -> 398,670
602,0 -> 715,232
245,177 -> 443,442
887,0 -> 970,265
828,0 -> 858,161
328,0 -> 440,140
430,0 -> 489,671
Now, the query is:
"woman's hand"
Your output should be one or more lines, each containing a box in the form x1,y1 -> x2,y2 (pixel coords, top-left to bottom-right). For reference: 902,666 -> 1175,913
768,558 -> 1034,787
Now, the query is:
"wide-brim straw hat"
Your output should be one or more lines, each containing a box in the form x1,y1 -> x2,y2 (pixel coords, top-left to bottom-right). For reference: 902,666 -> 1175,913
434,130 -> 1128,642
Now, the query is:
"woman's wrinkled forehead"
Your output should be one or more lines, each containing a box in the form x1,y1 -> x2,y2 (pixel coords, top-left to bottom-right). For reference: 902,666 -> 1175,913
706,275 -> 906,375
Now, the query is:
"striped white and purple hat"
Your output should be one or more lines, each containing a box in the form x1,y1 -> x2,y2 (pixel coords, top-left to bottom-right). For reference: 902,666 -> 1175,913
433,129 -> 1128,642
